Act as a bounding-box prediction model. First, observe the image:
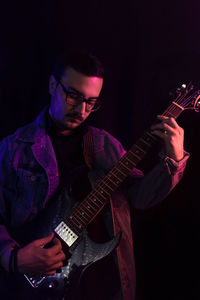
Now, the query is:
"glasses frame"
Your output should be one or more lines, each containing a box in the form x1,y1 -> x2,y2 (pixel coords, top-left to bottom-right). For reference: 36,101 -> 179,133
53,75 -> 102,112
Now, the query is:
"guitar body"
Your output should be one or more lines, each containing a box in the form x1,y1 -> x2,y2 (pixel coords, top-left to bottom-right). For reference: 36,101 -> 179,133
0,231 -> 121,300
25,230 -> 121,293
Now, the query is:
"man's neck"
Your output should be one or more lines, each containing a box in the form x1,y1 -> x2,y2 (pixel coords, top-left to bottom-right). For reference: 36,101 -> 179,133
48,114 -> 74,136
48,113 -> 88,137
53,125 -> 73,136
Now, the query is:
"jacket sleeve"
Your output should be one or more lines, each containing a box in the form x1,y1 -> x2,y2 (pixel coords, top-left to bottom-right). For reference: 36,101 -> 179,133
125,152 -> 189,209
0,137 -> 19,257
95,128 -> 189,210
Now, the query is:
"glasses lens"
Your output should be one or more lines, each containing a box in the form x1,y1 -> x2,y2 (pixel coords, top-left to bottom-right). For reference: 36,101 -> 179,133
89,100 -> 101,112
66,95 -> 101,112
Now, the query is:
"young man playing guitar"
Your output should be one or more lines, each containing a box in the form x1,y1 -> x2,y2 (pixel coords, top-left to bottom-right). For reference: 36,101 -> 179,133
0,51 -> 189,300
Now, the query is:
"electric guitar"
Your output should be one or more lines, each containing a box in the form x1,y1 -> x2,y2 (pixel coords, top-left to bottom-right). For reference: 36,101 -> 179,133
10,83 -> 200,298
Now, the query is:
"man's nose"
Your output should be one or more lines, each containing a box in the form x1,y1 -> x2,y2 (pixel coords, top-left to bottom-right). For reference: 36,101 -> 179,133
74,101 -> 86,114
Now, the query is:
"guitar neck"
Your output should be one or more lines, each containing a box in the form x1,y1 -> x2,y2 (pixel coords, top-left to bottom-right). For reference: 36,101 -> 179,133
58,101 -> 184,236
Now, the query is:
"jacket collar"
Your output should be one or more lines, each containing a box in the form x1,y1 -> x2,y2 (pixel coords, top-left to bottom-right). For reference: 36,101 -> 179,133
15,106 -> 50,143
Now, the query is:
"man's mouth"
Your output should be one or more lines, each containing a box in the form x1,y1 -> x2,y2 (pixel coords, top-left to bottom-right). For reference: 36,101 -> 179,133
66,115 -> 83,122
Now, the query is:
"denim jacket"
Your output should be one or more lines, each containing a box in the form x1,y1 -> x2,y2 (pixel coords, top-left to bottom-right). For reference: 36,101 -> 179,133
0,107 -> 189,299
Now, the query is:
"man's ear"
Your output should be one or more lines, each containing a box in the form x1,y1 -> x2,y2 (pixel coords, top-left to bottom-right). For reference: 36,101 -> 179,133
49,75 -> 57,96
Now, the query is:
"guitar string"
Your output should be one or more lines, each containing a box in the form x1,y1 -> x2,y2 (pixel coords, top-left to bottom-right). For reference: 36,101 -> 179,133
66,148 -> 140,230
66,166 -> 127,231
77,91 -> 198,230
66,133 -> 156,231
67,117 -> 173,231
62,86 -> 197,232
65,103 -> 179,231
57,94 -> 198,240
63,100 -> 189,232
175,91 -> 197,108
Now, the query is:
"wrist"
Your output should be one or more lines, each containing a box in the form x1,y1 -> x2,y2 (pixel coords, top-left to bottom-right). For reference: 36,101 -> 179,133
164,148 -> 184,162
9,246 -> 20,273
172,152 -> 184,162
0,248 -> 13,272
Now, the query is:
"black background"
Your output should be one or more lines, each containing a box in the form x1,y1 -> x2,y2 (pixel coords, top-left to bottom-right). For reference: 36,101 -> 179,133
0,1 -> 200,299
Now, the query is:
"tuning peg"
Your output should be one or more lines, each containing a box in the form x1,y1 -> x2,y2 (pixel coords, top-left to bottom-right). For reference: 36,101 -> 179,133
196,99 -> 200,112
189,85 -> 194,91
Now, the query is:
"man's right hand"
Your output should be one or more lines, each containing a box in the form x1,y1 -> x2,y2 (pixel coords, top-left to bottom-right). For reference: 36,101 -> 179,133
17,233 -> 66,275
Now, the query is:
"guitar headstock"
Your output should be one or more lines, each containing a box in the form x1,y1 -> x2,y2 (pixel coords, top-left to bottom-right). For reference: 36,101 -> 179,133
172,82 -> 200,112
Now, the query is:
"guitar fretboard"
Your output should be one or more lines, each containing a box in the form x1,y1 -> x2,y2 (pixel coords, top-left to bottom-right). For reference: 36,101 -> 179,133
62,101 -> 184,234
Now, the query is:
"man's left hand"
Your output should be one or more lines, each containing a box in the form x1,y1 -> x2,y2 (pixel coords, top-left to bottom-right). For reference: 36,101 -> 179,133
151,115 -> 184,161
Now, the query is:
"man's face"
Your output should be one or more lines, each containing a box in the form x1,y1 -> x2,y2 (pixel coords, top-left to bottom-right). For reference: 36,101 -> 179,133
49,67 -> 103,134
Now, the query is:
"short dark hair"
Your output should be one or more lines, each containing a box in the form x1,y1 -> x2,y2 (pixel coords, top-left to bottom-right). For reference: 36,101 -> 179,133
52,51 -> 104,79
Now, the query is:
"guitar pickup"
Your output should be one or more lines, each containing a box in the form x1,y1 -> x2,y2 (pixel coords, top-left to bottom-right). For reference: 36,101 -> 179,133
54,222 -> 78,247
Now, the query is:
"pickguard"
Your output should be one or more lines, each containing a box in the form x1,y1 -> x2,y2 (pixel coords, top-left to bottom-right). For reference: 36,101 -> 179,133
25,229 -> 121,293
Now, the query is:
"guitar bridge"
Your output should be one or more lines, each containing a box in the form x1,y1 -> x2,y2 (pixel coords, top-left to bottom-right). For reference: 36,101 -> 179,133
54,221 -> 78,247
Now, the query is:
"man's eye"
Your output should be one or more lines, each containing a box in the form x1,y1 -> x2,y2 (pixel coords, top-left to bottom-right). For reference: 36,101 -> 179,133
68,93 -> 80,100
87,100 -> 96,106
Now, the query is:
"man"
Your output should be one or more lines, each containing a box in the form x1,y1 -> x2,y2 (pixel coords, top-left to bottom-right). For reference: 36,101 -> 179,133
0,51 -> 188,300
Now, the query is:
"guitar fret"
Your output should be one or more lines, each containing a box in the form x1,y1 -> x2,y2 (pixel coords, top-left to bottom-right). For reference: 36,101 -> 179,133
101,179 -> 115,192
133,144 -> 146,156
77,210 -> 90,222
88,194 -> 103,207
74,213 -> 88,226
109,170 -> 125,182
69,203 -> 97,228
127,149 -> 141,162
70,213 -> 86,226
98,185 -> 111,196
114,167 -> 127,178
146,131 -> 157,141
140,137 -> 151,147
163,103 -> 183,119
122,155 -> 136,169
104,175 -> 119,190
77,201 -> 104,225
78,205 -> 93,220
136,139 -> 152,152
93,188 -> 108,200
78,206 -> 92,218
76,223 -> 84,230
144,131 -> 157,143
116,163 -> 132,176
165,111 -> 175,118
86,195 -> 101,207
68,216 -> 84,230
120,160 -> 133,172
171,101 -> 184,111
82,201 -> 97,213
108,172 -> 121,185
76,199 -> 105,226
77,212 -> 92,228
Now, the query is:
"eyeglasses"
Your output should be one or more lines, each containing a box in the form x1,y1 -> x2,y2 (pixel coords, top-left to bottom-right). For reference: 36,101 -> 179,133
54,75 -> 101,112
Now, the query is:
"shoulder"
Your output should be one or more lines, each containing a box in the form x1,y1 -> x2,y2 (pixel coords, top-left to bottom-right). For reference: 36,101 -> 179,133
0,121 -> 36,146
88,126 -> 126,158
0,123 -> 33,163
0,107 -> 48,148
